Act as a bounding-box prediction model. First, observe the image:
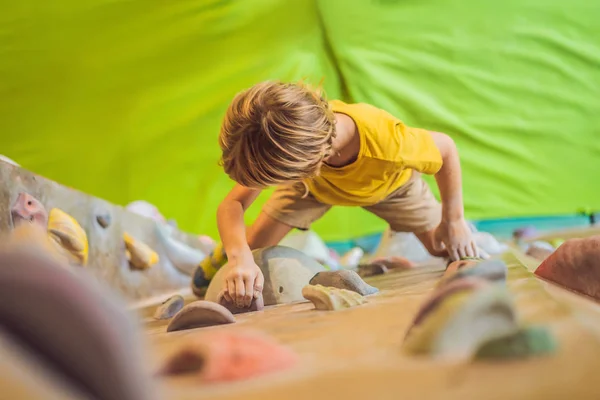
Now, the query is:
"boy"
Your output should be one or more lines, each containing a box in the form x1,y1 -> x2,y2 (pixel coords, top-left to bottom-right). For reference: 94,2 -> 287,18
193,81 -> 477,308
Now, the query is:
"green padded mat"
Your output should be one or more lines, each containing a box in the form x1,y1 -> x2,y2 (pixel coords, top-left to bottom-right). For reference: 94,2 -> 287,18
1,0 -> 599,241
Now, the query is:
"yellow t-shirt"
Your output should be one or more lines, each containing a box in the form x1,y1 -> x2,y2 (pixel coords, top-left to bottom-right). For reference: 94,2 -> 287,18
306,100 -> 443,206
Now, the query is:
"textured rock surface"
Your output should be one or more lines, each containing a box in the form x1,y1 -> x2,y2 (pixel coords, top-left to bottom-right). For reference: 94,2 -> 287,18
535,236 -> 600,299
166,301 -> 235,332
205,246 -> 326,306
310,270 -> 378,296
0,161 -> 208,303
302,284 -> 367,311
154,295 -> 185,320
159,330 -> 298,383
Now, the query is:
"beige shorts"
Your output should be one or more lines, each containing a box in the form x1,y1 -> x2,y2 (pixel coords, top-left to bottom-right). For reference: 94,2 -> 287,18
262,172 -> 441,234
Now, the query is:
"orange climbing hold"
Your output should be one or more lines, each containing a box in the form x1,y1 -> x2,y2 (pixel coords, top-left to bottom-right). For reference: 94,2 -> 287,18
159,330 -> 298,383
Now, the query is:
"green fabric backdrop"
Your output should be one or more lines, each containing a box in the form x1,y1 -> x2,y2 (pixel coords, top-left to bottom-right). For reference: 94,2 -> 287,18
1,0 -> 599,241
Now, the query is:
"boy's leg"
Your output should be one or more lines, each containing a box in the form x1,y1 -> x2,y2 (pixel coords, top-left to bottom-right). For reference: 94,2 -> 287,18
193,184 -> 330,294
363,171 -> 448,258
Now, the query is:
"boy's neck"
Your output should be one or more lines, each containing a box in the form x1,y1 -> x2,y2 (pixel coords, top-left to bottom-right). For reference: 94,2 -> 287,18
325,113 -> 360,168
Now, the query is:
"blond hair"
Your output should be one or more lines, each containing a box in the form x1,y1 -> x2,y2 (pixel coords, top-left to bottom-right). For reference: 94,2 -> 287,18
219,81 -> 336,189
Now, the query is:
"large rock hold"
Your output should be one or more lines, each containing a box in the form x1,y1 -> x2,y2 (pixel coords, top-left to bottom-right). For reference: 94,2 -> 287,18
205,246 -> 326,306
0,248 -> 155,400
534,236 -> 600,299
403,280 -> 519,359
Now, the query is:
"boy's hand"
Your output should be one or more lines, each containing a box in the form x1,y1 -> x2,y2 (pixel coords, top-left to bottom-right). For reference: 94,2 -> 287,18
221,252 -> 264,308
434,218 -> 478,261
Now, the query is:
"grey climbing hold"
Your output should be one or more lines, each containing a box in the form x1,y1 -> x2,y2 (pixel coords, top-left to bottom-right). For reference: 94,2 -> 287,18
156,223 -> 205,276
310,270 -> 378,296
357,263 -> 389,278
205,246 -> 326,307
154,295 -> 185,320
438,259 -> 508,288
166,301 -> 235,332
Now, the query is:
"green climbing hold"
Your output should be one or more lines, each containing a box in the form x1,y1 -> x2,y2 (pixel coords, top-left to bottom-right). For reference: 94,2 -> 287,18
475,326 -> 557,360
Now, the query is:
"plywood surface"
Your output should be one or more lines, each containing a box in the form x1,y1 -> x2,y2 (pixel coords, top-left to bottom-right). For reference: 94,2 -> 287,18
139,254 -> 600,400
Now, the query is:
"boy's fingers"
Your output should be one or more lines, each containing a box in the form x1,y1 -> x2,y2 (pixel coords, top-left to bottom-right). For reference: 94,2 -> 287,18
470,242 -> 478,258
254,272 -> 264,299
221,289 -> 233,303
463,244 -> 474,258
244,278 -> 253,307
227,279 -> 236,304
235,276 -> 245,307
450,248 -> 460,261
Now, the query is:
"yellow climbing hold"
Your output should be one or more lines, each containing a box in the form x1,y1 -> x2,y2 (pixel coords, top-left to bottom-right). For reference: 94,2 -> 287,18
48,208 -> 89,266
123,232 -> 159,270
302,284 -> 366,311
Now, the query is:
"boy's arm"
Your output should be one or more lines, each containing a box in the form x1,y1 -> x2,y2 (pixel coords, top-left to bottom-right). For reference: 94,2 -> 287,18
216,184 -> 263,307
428,131 -> 478,260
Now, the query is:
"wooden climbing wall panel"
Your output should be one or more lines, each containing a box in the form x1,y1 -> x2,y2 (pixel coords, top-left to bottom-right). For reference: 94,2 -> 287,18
140,252 -> 600,399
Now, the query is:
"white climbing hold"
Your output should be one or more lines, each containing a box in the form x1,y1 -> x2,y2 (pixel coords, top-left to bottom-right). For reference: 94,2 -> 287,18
156,223 -> 205,276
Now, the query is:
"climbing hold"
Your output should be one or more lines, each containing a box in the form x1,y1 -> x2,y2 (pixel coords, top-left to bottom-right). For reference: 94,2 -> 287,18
125,200 -> 166,223
438,259 -> 508,288
159,330 -> 298,383
10,193 -> 48,228
403,283 -> 519,359
123,232 -> 159,270
48,208 -> 89,266
549,238 -> 564,248
302,284 -> 366,311
96,213 -> 111,229
205,246 -> 325,306
525,241 -> 555,261
156,223 -> 205,276
154,295 -> 185,320
218,291 -> 265,314
445,258 -> 481,274
534,236 -> 600,300
475,326 -> 557,359
339,247 -> 364,269
513,226 -> 537,241
166,301 -> 235,332
369,256 -> 415,270
309,270 -> 378,296
357,262 -> 389,278
405,277 -> 489,338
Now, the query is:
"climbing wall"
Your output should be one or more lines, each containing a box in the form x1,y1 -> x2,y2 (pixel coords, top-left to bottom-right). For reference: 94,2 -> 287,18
141,251 -> 600,399
0,160 -> 201,303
